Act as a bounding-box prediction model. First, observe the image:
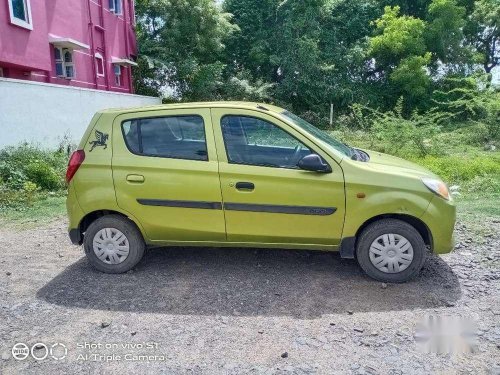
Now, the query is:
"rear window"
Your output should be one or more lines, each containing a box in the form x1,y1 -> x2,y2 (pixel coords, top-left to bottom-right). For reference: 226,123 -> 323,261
122,115 -> 208,161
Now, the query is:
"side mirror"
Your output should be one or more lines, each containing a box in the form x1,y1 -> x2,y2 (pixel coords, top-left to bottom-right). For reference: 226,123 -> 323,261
297,154 -> 332,173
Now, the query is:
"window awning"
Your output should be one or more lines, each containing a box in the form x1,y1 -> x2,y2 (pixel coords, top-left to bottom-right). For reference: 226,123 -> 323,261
111,57 -> 138,67
49,34 -> 89,50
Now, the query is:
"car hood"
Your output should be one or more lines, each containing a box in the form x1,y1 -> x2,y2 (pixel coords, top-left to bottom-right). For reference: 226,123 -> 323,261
360,149 -> 439,178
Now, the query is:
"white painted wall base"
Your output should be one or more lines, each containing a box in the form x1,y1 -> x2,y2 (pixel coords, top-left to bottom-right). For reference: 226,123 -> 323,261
0,78 -> 161,148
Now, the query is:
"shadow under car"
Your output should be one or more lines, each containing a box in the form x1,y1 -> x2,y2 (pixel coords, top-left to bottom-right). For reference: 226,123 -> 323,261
37,247 -> 461,319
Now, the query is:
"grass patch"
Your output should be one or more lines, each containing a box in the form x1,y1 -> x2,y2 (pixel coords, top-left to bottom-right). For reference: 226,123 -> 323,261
455,194 -> 500,219
454,194 -> 500,240
0,195 -> 66,228
408,154 -> 500,184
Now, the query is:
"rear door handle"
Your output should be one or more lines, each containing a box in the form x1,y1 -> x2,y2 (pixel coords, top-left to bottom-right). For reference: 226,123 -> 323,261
235,182 -> 254,190
126,174 -> 145,183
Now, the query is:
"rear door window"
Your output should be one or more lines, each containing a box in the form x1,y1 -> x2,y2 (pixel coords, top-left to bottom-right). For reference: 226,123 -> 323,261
122,115 -> 208,161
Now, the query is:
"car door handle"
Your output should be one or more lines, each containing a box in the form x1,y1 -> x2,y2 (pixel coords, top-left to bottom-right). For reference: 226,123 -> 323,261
126,174 -> 145,183
235,182 -> 254,190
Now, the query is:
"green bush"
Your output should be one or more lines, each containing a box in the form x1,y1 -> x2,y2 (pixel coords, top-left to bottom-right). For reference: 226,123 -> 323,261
25,160 -> 62,191
348,100 -> 445,157
483,96 -> 500,141
0,182 -> 42,210
0,143 -> 67,190
462,175 -> 500,194
410,154 -> 500,184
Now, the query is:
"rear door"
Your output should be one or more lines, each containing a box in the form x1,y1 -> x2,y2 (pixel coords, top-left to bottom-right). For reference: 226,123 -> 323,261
112,108 -> 226,242
211,108 -> 345,246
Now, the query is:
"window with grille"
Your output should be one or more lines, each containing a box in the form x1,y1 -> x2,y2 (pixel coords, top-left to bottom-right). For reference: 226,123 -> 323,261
54,48 -> 75,79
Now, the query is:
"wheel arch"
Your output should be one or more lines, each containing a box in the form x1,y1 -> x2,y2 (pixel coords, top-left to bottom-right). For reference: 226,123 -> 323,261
357,214 -> 432,249
74,209 -> 146,245
340,213 -> 433,259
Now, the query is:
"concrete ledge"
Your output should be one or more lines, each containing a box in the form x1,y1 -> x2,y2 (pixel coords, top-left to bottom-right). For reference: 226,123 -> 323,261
0,77 -> 161,148
0,77 -> 157,99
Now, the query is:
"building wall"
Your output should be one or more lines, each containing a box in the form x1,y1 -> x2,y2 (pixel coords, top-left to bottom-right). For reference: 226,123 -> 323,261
0,78 -> 161,148
0,0 -> 137,93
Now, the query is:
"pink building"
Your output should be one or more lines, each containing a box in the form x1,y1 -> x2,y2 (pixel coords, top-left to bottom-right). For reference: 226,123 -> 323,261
0,0 -> 138,93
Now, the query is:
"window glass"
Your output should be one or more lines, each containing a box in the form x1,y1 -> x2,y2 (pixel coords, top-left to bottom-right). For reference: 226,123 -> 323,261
114,64 -> 122,85
95,55 -> 104,76
115,0 -> 122,14
221,115 -> 312,169
65,65 -> 74,78
12,0 -> 27,21
54,48 -> 63,76
109,0 -> 122,14
281,110 -> 353,157
54,48 -> 61,60
122,116 -> 208,161
63,50 -> 72,63
55,63 -> 64,77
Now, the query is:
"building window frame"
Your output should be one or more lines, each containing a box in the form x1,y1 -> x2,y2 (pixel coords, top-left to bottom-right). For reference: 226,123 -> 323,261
114,64 -> 122,86
54,47 -> 76,80
0,67 -> 4,77
7,0 -> 33,30
95,53 -> 105,77
109,0 -> 122,15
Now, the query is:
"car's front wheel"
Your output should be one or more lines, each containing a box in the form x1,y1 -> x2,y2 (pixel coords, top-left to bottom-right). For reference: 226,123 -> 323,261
83,215 -> 145,274
356,219 -> 427,283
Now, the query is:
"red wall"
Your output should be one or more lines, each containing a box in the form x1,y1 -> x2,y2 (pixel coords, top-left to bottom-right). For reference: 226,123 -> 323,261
0,0 -> 137,93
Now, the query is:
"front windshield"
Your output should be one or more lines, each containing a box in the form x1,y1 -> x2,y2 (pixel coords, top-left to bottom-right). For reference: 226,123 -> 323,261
280,110 -> 352,157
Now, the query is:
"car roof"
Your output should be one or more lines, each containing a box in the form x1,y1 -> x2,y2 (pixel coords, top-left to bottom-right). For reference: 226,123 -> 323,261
98,101 -> 286,115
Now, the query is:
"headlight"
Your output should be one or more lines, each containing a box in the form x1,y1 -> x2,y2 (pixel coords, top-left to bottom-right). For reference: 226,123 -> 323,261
422,178 -> 451,200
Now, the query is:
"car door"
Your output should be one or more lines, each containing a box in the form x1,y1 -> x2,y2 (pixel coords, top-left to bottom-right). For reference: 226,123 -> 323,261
211,108 -> 345,246
112,108 -> 226,243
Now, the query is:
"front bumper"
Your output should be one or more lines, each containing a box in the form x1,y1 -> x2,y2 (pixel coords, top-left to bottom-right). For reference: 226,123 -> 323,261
420,195 -> 456,254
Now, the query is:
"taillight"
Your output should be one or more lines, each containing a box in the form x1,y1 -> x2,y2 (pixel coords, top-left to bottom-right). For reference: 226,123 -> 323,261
66,150 -> 85,184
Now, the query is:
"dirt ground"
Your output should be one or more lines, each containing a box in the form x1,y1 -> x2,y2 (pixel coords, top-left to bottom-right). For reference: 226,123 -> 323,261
0,218 -> 499,374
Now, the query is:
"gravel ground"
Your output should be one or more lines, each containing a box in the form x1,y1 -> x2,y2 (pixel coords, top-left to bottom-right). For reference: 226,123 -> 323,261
0,218 -> 499,374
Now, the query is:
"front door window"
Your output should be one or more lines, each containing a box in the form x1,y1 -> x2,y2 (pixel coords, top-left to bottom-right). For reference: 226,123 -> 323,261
221,115 -> 312,169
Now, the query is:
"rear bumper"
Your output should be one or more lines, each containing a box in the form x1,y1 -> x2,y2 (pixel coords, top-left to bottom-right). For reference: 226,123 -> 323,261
69,229 -> 82,245
67,183 -> 85,246
420,195 -> 456,254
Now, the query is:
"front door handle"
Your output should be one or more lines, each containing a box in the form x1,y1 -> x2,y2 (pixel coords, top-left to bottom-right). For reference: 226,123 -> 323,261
235,182 -> 254,190
127,174 -> 145,183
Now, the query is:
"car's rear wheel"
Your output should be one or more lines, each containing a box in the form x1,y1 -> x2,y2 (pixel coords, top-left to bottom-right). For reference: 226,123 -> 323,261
83,215 -> 145,274
356,219 -> 427,283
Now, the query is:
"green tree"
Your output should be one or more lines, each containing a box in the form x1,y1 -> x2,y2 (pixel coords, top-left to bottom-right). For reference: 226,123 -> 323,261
367,0 -> 476,112
224,0 -> 382,121
368,6 -> 430,110
133,0 -> 237,100
390,53 -> 432,101
464,0 -> 500,74
425,0 -> 467,64
369,6 -> 427,67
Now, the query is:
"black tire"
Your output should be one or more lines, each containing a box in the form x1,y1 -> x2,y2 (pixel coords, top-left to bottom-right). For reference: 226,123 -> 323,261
356,219 -> 426,283
83,215 -> 145,274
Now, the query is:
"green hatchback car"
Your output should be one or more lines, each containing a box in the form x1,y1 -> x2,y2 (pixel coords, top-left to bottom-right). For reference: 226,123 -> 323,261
66,102 -> 456,282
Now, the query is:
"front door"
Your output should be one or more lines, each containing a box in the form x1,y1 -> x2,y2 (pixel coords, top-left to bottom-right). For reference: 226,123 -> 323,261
112,108 -> 226,242
211,108 -> 345,246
